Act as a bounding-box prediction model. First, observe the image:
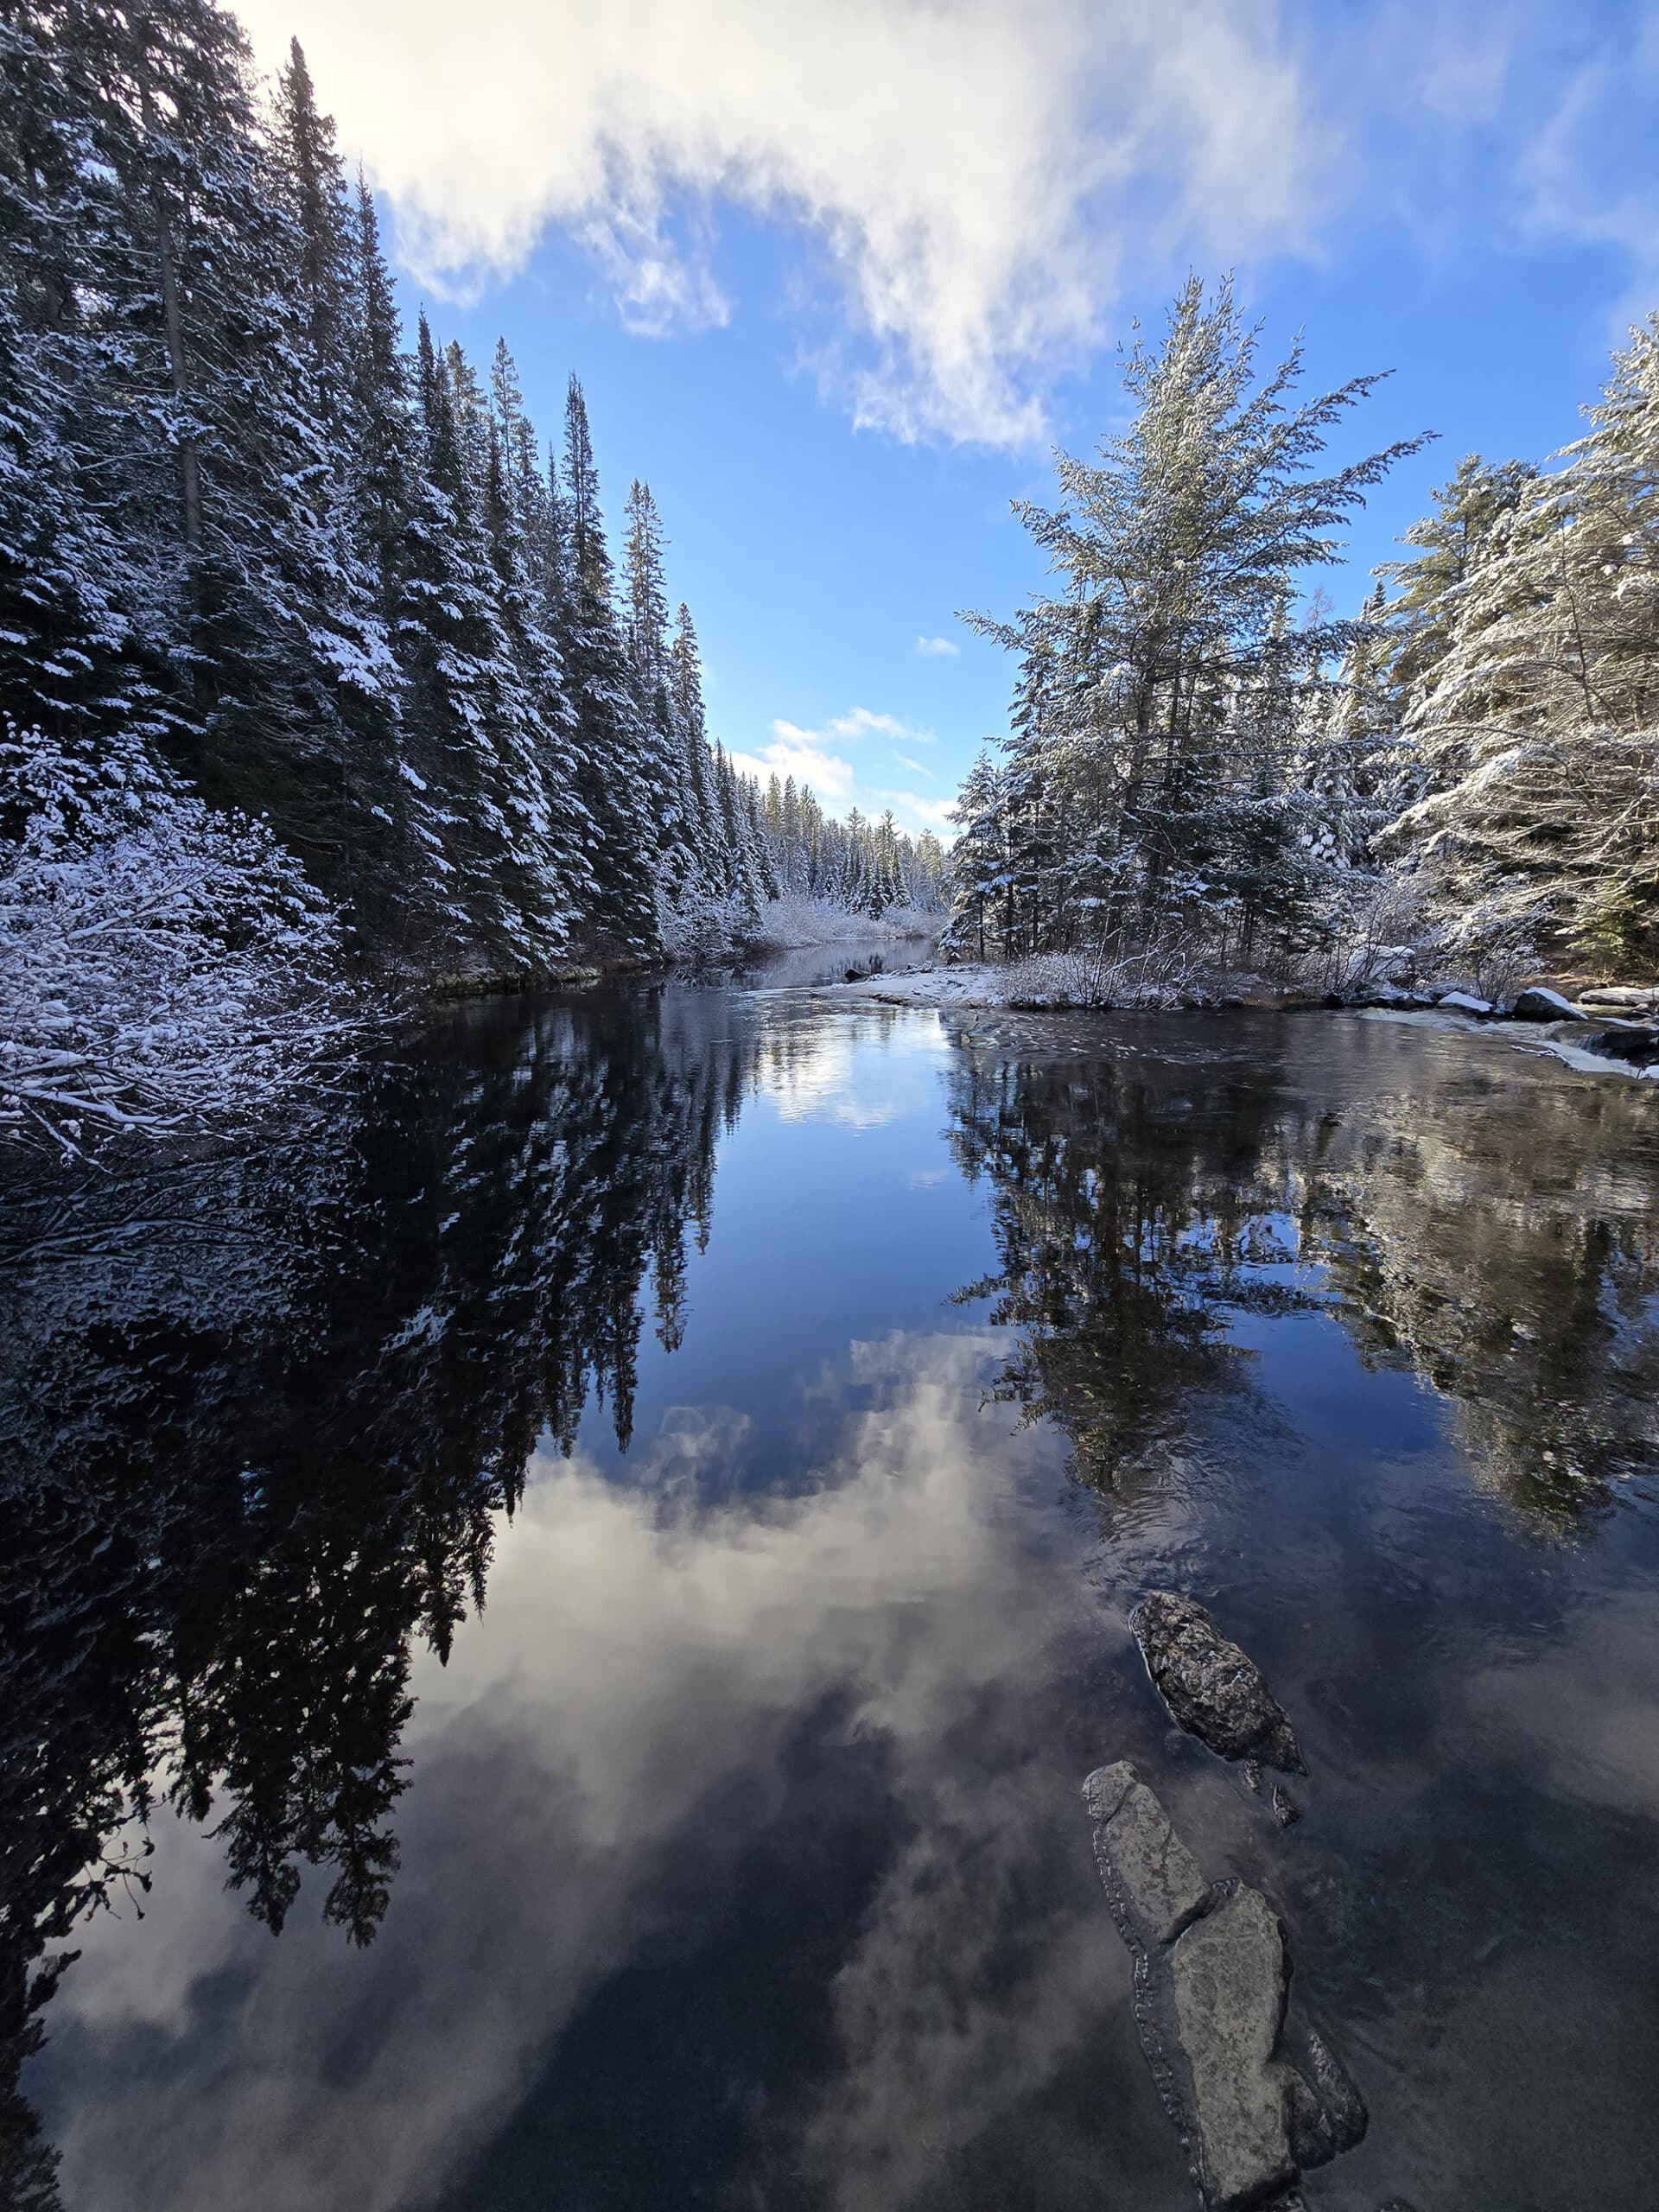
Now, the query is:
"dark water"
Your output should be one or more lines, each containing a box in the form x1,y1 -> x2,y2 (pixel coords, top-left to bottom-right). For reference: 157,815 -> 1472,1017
4,966 -> 1659,2211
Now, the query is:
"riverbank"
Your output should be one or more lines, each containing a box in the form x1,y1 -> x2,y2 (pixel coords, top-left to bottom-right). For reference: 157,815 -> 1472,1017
816,963 -> 1659,1082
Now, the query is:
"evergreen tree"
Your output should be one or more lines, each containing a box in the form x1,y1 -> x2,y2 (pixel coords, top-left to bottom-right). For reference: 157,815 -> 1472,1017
557,377 -> 658,952
0,0 -> 137,743
1385,322 -> 1659,972
965,276 -> 1426,969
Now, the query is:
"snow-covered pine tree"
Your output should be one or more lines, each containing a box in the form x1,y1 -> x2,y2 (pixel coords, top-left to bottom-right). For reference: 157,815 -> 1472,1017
401,314 -> 574,969
556,377 -> 659,953
621,480 -> 695,912
73,0 -> 367,866
335,173 -> 449,953
1384,333 -> 1659,974
944,749 -> 1009,958
966,276 -> 1425,969
669,602 -> 729,895
266,41 -> 408,947
0,1 -> 139,746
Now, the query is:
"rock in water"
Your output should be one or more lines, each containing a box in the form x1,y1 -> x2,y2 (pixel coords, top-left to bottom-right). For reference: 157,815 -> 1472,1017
1580,984 -> 1657,1009
1436,988 -> 1493,1014
1170,1886 -> 1300,2208
1081,1765 -> 1367,2210
1586,1023 -> 1659,1065
1083,1759 -> 1211,1942
1511,986 -> 1586,1021
1131,1592 -> 1305,1773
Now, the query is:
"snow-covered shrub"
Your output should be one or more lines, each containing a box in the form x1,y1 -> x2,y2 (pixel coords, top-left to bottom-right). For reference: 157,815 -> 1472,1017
0,724 -> 358,1157
1000,944 -> 1213,1009
743,895 -> 939,952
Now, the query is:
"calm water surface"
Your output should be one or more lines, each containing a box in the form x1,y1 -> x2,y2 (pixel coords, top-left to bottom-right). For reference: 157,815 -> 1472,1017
5,957 -> 1659,2210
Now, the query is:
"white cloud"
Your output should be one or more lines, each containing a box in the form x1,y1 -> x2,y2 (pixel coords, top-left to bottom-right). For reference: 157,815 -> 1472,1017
876,791 -> 960,834
915,636 -> 961,658
1514,54 -> 1659,336
237,0 -> 1322,445
49,1333 -> 1104,2212
727,727 -> 855,800
730,709 -> 957,825
826,706 -> 926,741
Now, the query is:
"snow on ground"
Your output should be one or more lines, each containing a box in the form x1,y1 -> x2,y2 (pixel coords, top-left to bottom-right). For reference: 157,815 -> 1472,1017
1360,1007 -> 1659,1081
820,963 -> 1005,1007
745,897 -> 939,952
821,964 -> 1659,1085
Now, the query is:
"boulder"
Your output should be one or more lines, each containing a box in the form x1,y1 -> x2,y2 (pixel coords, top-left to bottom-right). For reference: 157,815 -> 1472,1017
1511,986 -> 1587,1022
1080,1768 -> 1368,2211
1579,985 -> 1656,1009
1084,1759 -> 1211,1942
1131,1592 -> 1305,1772
1435,989 -> 1492,1015
1170,1886 -> 1300,2208
1585,1025 -> 1659,1065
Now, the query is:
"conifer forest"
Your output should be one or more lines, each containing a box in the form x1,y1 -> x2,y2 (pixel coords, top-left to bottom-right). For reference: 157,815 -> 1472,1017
1,3 -> 943,1151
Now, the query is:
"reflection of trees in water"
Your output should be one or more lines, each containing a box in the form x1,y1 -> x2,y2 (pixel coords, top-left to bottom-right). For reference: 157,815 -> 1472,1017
944,1051 -> 1317,1496
0,988 -> 756,2203
946,1035 -> 1659,1528
1296,1075 -> 1659,1528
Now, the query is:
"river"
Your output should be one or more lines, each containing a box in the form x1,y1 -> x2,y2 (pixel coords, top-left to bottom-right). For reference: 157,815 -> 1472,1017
4,953 -> 1659,2210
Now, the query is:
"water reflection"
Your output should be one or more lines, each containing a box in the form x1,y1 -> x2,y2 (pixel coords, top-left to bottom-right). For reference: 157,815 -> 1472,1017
0,988 -> 760,2202
4,994 -> 1659,2208
944,1013 -> 1659,1527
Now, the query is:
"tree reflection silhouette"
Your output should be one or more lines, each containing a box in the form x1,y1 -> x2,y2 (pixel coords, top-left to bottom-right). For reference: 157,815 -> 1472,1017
0,988 -> 756,2204
944,1023 -> 1659,1524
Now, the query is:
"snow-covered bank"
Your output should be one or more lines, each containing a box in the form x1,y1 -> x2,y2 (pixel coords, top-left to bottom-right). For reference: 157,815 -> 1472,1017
819,961 -> 1659,1084
741,895 -> 939,953
1359,1006 -> 1659,1081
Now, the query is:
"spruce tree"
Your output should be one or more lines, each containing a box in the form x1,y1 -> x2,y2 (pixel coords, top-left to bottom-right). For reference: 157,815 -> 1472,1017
967,276 -> 1426,967
557,378 -> 658,951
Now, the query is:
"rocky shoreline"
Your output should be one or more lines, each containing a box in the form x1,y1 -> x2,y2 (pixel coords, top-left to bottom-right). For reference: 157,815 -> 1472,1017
817,964 -> 1659,1082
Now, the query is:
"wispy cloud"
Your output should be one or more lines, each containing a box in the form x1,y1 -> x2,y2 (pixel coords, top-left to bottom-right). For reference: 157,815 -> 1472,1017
728,711 -> 953,826
915,636 -> 961,658
827,707 -> 911,741
874,791 -> 959,834
728,720 -> 855,798
238,0 -> 1322,446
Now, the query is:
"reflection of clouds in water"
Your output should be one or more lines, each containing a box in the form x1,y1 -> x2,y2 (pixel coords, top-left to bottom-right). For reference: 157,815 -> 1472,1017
1458,1590 -> 1659,1821
44,1330 -> 1135,2212
792,1769 -> 1148,2212
753,1010 -> 948,1131
526,1402 -> 757,1503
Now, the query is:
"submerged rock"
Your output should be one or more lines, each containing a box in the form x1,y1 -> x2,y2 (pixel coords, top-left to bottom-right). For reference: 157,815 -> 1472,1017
1082,1764 -> 1366,2210
1131,1592 -> 1305,1773
1512,986 -> 1587,1021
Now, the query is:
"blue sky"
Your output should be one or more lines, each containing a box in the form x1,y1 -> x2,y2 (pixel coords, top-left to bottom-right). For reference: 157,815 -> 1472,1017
239,0 -> 1659,838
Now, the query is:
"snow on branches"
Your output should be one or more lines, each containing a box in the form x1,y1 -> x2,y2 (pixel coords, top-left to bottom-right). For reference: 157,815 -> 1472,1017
1,723 -> 359,1158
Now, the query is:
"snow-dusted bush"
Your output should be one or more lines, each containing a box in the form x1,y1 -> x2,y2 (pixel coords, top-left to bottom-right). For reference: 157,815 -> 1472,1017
744,895 -> 939,952
1,724 -> 358,1158
1000,944 -> 1222,1009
